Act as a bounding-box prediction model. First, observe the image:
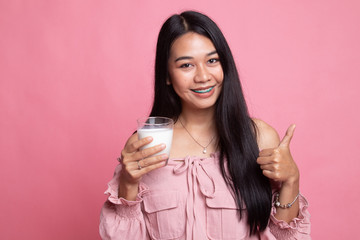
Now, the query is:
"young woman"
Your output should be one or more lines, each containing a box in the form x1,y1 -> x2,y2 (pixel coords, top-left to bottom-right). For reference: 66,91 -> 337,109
100,11 -> 310,239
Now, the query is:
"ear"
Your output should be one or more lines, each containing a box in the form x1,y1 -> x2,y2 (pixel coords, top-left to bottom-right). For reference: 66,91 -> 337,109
166,78 -> 171,85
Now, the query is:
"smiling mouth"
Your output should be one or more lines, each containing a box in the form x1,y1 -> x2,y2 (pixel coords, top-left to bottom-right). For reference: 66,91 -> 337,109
191,86 -> 215,93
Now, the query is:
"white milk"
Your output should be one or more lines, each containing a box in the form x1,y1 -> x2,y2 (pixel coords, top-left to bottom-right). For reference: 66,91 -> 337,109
137,128 -> 173,156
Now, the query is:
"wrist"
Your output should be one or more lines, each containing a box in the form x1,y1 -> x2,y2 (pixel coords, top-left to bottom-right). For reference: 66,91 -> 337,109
118,174 -> 139,200
274,191 -> 300,209
118,182 -> 139,200
282,174 -> 300,189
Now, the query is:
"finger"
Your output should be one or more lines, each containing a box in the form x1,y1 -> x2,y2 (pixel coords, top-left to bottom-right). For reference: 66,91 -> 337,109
262,169 -> 280,181
260,161 -> 280,172
140,160 -> 167,174
138,153 -> 168,169
126,136 -> 153,153
136,143 -> 166,161
257,156 -> 274,165
261,169 -> 273,179
259,162 -> 272,170
259,148 -> 278,157
279,124 -> 296,147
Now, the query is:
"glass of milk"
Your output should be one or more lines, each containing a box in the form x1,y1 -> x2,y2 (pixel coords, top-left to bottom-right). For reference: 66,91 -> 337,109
137,117 -> 174,164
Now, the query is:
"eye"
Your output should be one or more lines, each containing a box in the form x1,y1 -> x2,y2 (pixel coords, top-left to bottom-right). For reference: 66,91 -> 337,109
208,58 -> 220,64
180,63 -> 192,68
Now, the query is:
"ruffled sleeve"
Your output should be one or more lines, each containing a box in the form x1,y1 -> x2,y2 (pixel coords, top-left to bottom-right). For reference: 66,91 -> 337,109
268,193 -> 311,239
99,164 -> 149,240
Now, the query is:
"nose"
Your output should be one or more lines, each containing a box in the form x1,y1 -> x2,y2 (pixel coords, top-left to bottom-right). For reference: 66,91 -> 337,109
194,64 -> 211,82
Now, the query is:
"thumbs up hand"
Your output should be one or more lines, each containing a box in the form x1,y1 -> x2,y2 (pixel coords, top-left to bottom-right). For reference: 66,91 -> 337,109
257,124 -> 299,186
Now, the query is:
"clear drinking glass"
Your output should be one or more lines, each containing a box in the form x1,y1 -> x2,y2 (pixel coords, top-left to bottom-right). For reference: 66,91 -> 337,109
137,117 -> 174,164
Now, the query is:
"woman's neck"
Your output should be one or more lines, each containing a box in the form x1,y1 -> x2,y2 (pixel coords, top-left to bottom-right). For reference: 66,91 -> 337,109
177,107 -> 216,133
170,107 -> 218,158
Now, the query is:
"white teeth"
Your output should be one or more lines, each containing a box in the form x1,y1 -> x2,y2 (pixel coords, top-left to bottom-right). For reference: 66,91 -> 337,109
192,86 -> 214,93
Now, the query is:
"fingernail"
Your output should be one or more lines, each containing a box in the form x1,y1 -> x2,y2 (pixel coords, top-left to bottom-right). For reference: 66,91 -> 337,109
160,143 -> 166,149
146,136 -> 153,141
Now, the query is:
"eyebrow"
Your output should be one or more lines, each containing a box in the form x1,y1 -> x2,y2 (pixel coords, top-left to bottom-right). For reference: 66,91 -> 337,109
174,50 -> 218,62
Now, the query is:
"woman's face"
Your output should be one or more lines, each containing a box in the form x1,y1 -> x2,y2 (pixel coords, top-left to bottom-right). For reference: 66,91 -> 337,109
167,32 -> 224,111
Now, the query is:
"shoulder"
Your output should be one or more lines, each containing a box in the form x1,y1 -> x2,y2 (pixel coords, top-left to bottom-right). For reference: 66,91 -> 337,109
252,118 -> 280,150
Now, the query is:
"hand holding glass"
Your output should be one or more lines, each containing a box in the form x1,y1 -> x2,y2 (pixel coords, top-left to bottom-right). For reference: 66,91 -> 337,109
137,117 -> 174,164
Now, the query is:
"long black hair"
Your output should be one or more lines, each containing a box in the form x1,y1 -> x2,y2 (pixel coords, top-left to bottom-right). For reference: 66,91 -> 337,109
149,11 -> 272,234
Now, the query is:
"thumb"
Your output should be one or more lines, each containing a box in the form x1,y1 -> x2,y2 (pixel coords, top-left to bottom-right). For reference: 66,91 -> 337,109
279,124 -> 296,147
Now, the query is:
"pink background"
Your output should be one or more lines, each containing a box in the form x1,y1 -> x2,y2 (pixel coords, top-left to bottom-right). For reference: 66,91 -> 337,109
1,0 -> 359,239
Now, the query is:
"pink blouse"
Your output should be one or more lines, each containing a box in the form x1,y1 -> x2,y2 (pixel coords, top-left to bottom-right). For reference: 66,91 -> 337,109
99,153 -> 311,239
